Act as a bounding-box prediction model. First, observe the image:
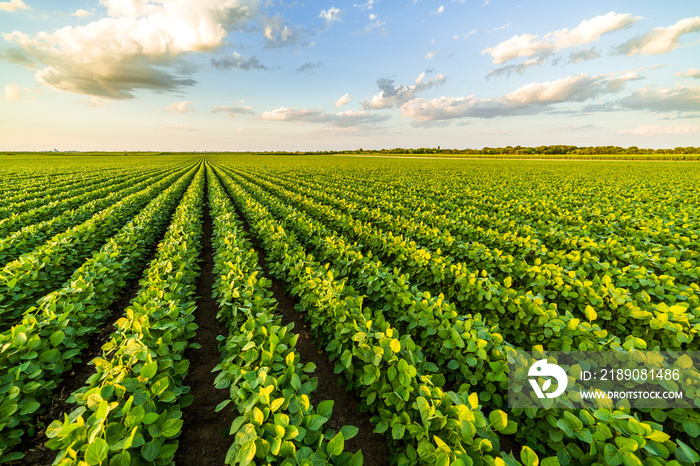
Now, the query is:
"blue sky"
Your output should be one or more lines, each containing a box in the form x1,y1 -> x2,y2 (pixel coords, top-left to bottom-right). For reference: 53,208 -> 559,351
0,0 -> 699,151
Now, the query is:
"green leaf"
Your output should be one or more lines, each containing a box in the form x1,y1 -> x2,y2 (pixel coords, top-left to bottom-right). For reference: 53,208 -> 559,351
140,362 -> 158,379
541,458 -> 561,466
521,446 -> 539,466
327,432 -> 344,456
20,400 -> 41,415
392,424 -> 406,440
162,419 -> 183,438
340,425 -> 359,441
49,330 -> 65,347
236,441 -> 256,466
46,420 -> 63,438
152,377 -> 169,396
141,440 -> 160,462
604,444 -> 624,466
676,439 -> 700,463
317,400 -> 334,419
85,438 -> 109,465
489,410 -> 508,431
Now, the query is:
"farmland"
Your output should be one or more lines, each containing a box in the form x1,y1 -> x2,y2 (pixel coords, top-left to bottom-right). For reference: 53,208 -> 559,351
0,153 -> 699,466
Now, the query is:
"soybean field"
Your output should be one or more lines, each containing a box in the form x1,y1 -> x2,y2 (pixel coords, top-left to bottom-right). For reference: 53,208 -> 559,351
0,153 -> 699,466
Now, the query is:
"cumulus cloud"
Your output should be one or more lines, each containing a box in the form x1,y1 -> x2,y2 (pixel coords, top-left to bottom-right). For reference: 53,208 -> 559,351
211,52 -> 268,70
618,125 -> 699,136
165,101 -> 194,114
3,82 -> 36,101
319,7 -> 343,24
335,93 -> 351,107
362,72 -> 446,110
2,0 -> 257,99
0,0 -> 28,12
261,106 -> 390,130
616,17 -> 700,56
400,71 -> 640,122
70,9 -> 92,18
4,83 -> 21,100
432,5 -> 444,15
262,15 -> 303,47
482,12 -> 639,70
212,103 -> 255,117
674,68 -> 700,79
617,84 -> 700,113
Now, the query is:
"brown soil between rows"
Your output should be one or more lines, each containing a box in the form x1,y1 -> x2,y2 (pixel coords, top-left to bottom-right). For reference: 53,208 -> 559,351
175,172 -> 232,465
233,203 -> 392,466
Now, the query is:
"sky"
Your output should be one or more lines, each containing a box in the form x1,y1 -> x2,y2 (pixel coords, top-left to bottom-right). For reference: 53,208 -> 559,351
0,0 -> 699,151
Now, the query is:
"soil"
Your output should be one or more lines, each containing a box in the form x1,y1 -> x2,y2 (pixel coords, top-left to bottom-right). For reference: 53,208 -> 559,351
174,174 -> 232,465
234,202 -> 391,466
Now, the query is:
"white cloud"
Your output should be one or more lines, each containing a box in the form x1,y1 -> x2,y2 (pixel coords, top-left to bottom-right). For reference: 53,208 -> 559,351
4,83 -> 21,101
353,0 -> 374,10
212,104 -> 255,117
3,82 -> 36,101
618,125 -> 699,136
0,0 -> 28,12
483,12 -> 639,65
400,72 -> 640,122
361,13 -> 385,33
617,84 -> 700,113
3,0 -> 257,99
70,9 -> 92,18
319,7 -> 343,23
674,68 -> 700,79
617,17 -> 700,56
492,22 -> 510,31
262,14 -> 304,47
335,93 -> 351,107
261,106 -> 389,129
362,72 -> 446,109
425,49 -> 439,59
165,101 -> 194,114
432,5 -> 444,15
569,47 -> 600,63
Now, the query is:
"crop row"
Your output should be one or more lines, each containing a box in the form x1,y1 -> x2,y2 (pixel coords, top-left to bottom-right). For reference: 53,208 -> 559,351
215,163 -> 700,466
0,166 -> 182,268
0,165 -> 197,462
233,168 -> 699,353
207,166 -> 360,464
213,165 -> 514,466
0,164 -> 197,327
44,165 -> 206,465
